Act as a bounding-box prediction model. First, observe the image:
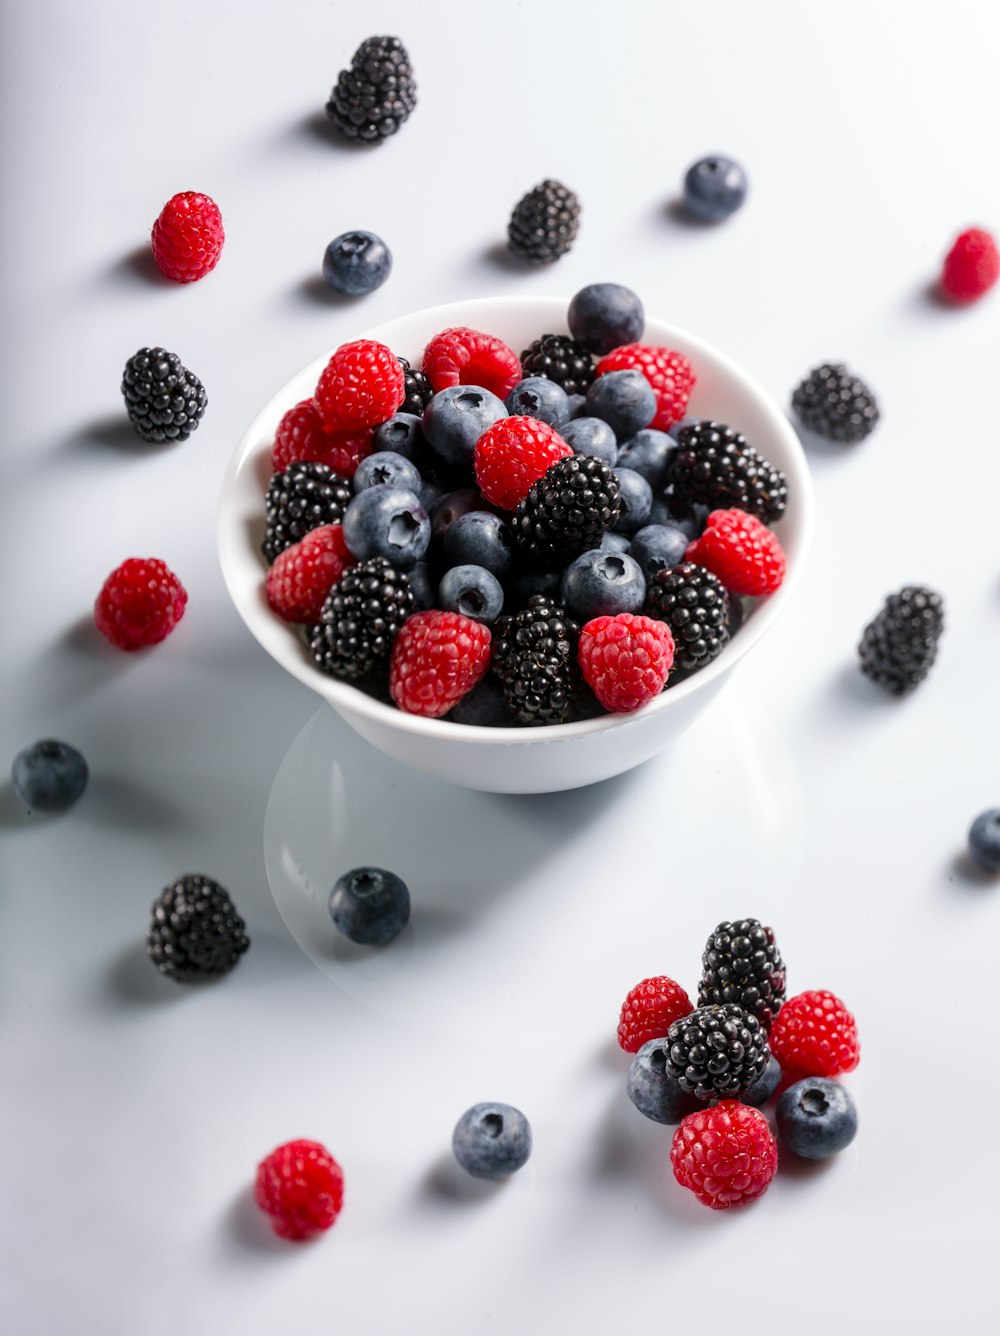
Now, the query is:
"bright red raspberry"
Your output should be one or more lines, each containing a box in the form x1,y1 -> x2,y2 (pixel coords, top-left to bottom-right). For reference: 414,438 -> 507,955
617,975 -> 693,1052
271,399 -> 374,478
474,416 -> 572,511
254,1138 -> 344,1241
150,191 -> 224,283
940,227 -> 999,303
685,508 -> 785,596
578,613 -> 674,713
313,340 -> 404,431
389,610 -> 492,718
769,989 -> 860,1079
423,326 -> 522,399
595,343 -> 695,430
94,557 -> 187,651
265,525 -> 356,623
671,1102 -> 778,1210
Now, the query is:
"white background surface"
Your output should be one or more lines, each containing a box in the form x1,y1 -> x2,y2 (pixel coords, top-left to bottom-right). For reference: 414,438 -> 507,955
2,1 -> 998,1332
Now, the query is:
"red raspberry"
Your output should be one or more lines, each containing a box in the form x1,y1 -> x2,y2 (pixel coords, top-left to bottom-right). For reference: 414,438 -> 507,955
94,557 -> 187,651
578,613 -> 674,713
685,508 -> 786,596
671,1102 -> 778,1210
265,525 -> 356,624
595,343 -> 695,430
150,191 -> 224,283
313,340 -> 404,431
940,227 -> 999,303
617,975 -> 693,1052
423,326 -> 522,399
769,989 -> 860,1079
271,399 -> 374,478
389,610 -> 492,718
254,1138 -> 344,1241
474,417 -> 572,511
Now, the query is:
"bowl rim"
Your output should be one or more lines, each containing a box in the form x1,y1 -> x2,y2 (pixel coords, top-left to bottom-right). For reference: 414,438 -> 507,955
217,294 -> 814,745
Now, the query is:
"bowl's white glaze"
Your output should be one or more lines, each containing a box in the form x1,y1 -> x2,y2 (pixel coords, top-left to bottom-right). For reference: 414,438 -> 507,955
217,296 -> 813,792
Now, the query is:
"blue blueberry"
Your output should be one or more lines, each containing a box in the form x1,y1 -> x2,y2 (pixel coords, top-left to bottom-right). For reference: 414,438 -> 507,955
586,371 -> 656,441
615,429 -> 677,490
968,809 -> 1000,872
647,494 -> 673,528
322,230 -> 392,295
612,468 -> 653,535
505,376 -> 569,427
683,155 -> 748,222
668,415 -> 702,441
627,1040 -> 701,1124
600,531 -> 632,554
568,282 -> 645,355
430,489 -> 488,544
560,416 -> 618,467
662,500 -> 710,540
419,478 -> 445,512
353,450 -> 422,495
11,739 -> 88,812
448,677 -> 516,728
505,569 -> 562,609
328,866 -> 410,946
373,412 -> 424,461
443,509 -> 513,577
561,549 -> 646,621
439,565 -> 504,624
452,1102 -> 532,1180
628,524 -> 689,579
560,393 -> 587,423
408,561 -> 436,611
342,486 -> 430,568
742,1054 -> 782,1107
775,1078 -> 858,1160
422,385 -> 507,467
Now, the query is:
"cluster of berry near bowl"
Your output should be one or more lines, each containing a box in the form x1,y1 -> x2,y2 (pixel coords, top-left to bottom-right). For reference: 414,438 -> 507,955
218,294 -> 813,794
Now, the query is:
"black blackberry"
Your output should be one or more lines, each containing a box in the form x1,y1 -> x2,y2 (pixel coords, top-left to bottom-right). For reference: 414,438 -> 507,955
698,918 -> 786,1032
664,1003 -> 769,1101
858,585 -> 944,695
791,362 -> 880,443
398,357 -> 433,416
262,461 -> 352,565
121,346 -> 206,444
507,180 -> 580,264
519,333 -> 595,395
146,874 -> 249,984
492,595 -> 582,726
325,35 -> 416,143
309,557 -> 414,681
667,420 -> 787,522
644,562 -> 731,675
511,456 -> 621,566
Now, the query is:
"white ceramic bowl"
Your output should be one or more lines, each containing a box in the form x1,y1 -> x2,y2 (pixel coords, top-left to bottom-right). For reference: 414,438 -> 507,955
217,296 -> 813,793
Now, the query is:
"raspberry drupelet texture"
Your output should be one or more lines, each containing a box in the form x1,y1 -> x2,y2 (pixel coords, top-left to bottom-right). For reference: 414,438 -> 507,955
146,874 -> 249,983
858,585 -> 944,695
940,227 -> 999,303
698,918 -> 786,1032
325,34 -> 416,143
272,399 -> 374,478
309,556 -> 414,681
491,595 -> 582,725
507,180 -> 581,264
397,357 -> 433,415
422,327 -> 522,399
769,989 -> 860,1078
791,363 -> 879,443
150,191 -> 224,283
511,454 -> 621,564
685,508 -> 786,596
122,347 -> 207,444
643,563 -> 730,675
667,421 -> 787,522
389,610 -> 492,717
617,976 -> 694,1053
254,1139 -> 345,1241
519,333 -> 595,395
665,1002 -> 769,1100
313,340 -> 405,431
578,613 -> 675,713
262,462 -> 353,565
595,344 -> 695,431
94,557 -> 187,651
671,1102 -> 778,1209
474,417 -> 573,511
266,525 -> 356,624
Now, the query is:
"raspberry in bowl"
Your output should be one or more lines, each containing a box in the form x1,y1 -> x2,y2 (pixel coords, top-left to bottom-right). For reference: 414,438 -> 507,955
218,295 -> 813,792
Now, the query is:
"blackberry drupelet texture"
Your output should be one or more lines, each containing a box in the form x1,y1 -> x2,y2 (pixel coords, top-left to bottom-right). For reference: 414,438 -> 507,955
309,556 -> 414,681
491,594 -> 582,725
644,563 -> 730,675
697,918 -> 786,1032
122,347 -> 206,443
507,180 -> 580,264
858,585 -> 944,694
397,357 -> 433,416
792,362 -> 880,443
664,1002 -> 769,1101
146,874 -> 249,984
519,333 -> 596,395
325,35 -> 416,143
667,420 -> 787,522
511,455 -> 622,565
262,462 -> 353,565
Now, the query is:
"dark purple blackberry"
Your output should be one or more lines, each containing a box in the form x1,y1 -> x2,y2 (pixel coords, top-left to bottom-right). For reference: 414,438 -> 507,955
398,357 -> 433,416
491,595 -> 582,726
507,180 -> 580,264
511,455 -> 621,566
698,919 -> 786,1032
667,421 -> 787,522
644,562 -> 730,675
146,874 -> 249,984
791,362 -> 880,443
325,35 -> 416,143
121,346 -> 206,443
309,557 -> 414,681
858,585 -> 944,695
262,462 -> 352,565
664,1003 -> 769,1101
519,333 -> 595,396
